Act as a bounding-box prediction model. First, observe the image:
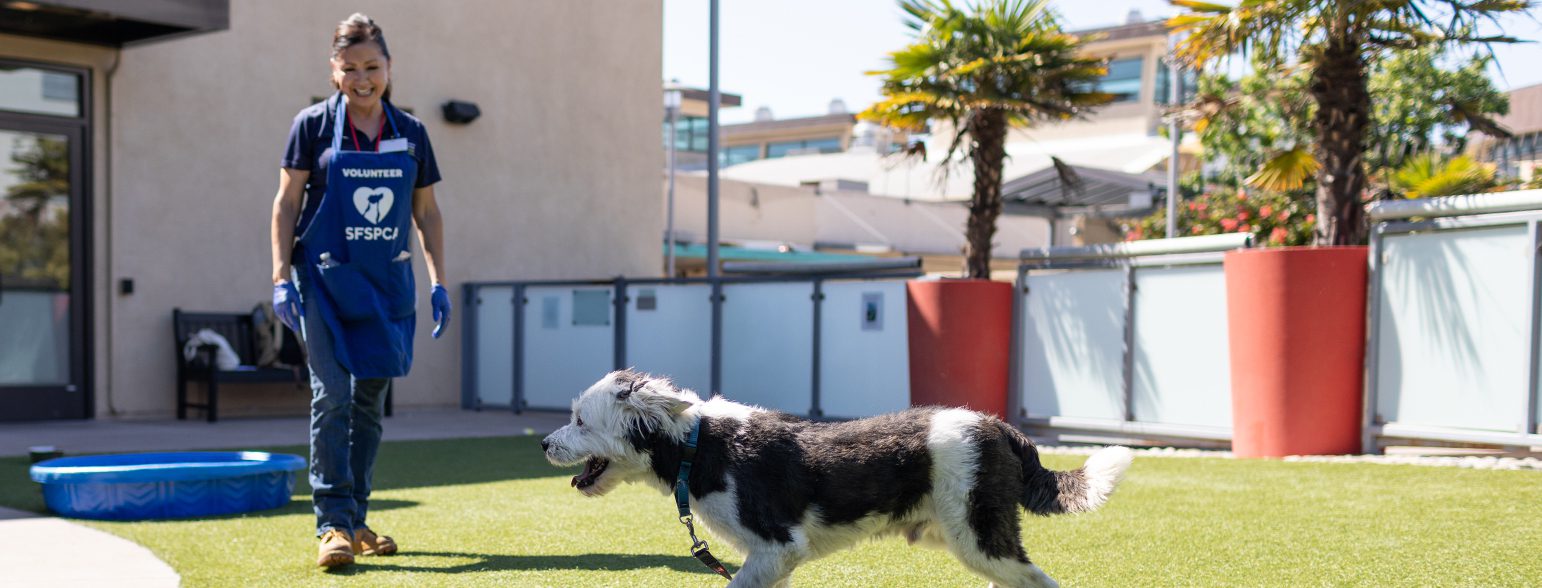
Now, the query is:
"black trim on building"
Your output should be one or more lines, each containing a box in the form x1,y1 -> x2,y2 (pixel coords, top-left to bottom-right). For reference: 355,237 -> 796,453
0,0 -> 229,47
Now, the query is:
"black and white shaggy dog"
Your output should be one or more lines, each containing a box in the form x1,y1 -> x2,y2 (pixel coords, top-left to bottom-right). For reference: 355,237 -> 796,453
542,370 -> 1134,588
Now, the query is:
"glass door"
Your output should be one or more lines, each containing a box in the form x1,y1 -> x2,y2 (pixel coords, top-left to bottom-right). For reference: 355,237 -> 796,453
0,61 -> 88,420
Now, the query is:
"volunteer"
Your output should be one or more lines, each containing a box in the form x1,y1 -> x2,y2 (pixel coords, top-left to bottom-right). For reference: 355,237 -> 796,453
269,13 -> 447,568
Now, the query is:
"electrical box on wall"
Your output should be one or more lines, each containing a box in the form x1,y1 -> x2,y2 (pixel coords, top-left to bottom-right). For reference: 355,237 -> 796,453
861,292 -> 883,331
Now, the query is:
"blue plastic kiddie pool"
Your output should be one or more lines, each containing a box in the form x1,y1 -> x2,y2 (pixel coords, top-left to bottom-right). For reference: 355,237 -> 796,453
29,452 -> 307,520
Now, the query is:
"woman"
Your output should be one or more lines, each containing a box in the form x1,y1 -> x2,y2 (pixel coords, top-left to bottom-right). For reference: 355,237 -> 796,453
269,13 -> 449,568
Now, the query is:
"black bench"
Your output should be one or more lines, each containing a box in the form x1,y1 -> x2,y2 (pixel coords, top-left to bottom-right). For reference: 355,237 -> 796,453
173,309 -> 395,423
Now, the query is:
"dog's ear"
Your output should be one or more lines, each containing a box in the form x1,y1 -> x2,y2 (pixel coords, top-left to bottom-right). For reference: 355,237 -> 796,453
617,377 -> 691,421
616,373 -> 641,401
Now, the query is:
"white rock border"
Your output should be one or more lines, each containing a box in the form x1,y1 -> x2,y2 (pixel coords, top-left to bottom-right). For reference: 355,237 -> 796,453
1034,445 -> 1542,471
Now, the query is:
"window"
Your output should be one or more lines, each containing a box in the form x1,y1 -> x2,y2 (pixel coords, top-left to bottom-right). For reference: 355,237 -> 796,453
766,137 -> 843,159
0,66 -> 82,117
1154,64 -> 1198,105
663,115 -> 710,153
722,145 -> 761,166
1095,57 -> 1144,104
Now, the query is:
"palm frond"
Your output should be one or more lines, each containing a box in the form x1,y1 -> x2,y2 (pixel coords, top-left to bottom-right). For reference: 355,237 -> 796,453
1245,147 -> 1320,192
1049,155 -> 1085,197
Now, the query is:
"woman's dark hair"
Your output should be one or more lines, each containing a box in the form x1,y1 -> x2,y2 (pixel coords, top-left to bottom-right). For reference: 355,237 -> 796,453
330,13 -> 392,102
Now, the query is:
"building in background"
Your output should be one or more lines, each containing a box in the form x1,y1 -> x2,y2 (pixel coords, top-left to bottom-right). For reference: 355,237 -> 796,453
665,91 -> 908,171
661,14 -> 1195,277
1,0 -> 663,421
1470,82 -> 1542,182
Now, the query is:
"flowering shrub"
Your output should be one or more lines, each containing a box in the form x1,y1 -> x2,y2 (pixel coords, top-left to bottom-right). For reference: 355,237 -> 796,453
1124,186 -> 1316,247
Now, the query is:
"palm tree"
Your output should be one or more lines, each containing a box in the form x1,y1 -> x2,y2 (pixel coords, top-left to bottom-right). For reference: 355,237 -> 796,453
862,0 -> 1111,278
1169,0 -> 1532,245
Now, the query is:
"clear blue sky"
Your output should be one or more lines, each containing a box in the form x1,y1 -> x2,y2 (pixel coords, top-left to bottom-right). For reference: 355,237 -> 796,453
663,0 -> 1542,124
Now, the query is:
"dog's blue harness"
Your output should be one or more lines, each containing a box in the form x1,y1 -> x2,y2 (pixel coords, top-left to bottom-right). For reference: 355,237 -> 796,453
676,418 -> 733,581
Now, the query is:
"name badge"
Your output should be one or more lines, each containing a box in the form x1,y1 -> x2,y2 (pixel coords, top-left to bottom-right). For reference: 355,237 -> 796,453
379,138 -> 409,153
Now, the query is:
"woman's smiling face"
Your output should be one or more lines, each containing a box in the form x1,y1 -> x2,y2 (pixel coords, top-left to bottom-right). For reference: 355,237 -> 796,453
331,42 -> 389,107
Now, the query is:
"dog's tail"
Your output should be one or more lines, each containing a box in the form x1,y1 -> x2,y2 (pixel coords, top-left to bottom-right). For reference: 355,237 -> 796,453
1000,422 -> 1133,515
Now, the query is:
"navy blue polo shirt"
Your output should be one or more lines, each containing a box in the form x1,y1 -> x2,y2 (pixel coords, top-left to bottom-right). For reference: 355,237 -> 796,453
281,93 -> 442,237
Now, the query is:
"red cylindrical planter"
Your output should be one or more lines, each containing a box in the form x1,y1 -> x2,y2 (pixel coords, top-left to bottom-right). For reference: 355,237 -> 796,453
1224,247 -> 1368,458
906,279 -> 1012,419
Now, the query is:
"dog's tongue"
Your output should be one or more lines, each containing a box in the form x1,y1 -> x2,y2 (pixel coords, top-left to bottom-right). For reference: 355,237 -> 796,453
571,457 -> 602,487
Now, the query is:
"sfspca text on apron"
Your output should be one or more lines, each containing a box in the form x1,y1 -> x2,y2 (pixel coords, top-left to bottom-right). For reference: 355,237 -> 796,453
297,94 -> 418,378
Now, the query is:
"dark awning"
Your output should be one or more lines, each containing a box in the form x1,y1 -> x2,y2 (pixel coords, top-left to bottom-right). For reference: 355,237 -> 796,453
1001,164 -> 1164,218
0,0 -> 228,47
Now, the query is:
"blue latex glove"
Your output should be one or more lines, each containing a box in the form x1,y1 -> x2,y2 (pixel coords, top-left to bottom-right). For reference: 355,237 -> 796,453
430,283 -> 451,339
273,281 -> 302,334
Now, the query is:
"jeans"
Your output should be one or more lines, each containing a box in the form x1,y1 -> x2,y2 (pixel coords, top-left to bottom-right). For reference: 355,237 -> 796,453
296,267 -> 390,537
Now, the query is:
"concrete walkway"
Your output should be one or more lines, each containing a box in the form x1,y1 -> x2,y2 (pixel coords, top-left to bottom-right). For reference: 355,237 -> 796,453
1,408 -> 569,587
0,506 -> 180,587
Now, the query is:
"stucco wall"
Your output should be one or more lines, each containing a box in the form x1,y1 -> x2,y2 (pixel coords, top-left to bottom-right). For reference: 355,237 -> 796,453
88,0 -> 661,417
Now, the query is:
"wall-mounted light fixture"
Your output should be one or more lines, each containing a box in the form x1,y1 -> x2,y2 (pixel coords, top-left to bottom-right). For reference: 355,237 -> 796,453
441,100 -> 480,124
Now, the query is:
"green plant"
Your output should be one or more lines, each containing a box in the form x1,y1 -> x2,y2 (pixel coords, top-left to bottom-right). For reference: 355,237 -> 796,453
1170,0 -> 1531,245
862,0 -> 1110,278
1389,153 -> 1501,199
1127,186 -> 1315,247
1368,46 -> 1510,172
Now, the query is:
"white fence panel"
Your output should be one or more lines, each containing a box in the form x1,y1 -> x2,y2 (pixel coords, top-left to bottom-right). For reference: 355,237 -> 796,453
1130,265 -> 1232,428
522,286 -> 615,410
1019,269 -> 1126,421
626,284 -> 713,397
472,286 -> 515,407
1376,225 -> 1532,432
819,281 -> 910,419
721,282 -> 815,414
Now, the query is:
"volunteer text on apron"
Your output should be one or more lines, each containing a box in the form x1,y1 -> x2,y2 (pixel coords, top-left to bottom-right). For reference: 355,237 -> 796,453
296,95 -> 418,378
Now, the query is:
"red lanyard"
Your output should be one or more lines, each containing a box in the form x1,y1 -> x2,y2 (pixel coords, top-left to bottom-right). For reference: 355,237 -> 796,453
347,110 -> 388,152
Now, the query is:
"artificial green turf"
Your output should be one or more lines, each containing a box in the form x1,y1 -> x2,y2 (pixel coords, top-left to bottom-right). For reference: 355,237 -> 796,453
3,436 -> 1540,586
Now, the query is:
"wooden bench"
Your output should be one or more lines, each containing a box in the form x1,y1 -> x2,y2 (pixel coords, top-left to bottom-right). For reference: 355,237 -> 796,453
173,309 -> 394,423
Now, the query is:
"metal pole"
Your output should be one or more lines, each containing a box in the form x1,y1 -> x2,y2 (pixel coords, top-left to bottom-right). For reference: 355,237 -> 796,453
461,284 -> 478,410
1121,264 -> 1137,422
1526,220 -> 1542,436
1009,266 -> 1028,423
665,95 -> 679,278
707,0 -> 721,279
708,0 -> 724,397
710,282 -> 723,396
613,277 -> 628,371
810,280 -> 823,418
1166,32 -> 1182,239
1361,227 -> 1385,454
513,284 -> 526,414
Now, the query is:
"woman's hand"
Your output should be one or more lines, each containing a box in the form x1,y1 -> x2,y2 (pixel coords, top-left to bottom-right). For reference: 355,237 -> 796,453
430,283 -> 450,338
273,280 -> 303,333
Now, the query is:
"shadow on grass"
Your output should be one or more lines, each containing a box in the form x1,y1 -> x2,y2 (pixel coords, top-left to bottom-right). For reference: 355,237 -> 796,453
322,550 -> 738,576
161,497 -> 421,522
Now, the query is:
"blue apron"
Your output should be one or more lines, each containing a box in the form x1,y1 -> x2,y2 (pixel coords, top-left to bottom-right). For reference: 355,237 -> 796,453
297,95 -> 418,378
